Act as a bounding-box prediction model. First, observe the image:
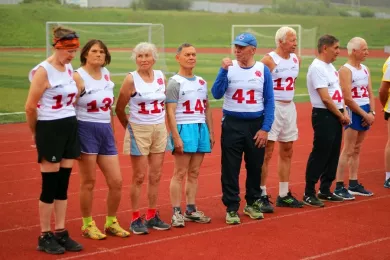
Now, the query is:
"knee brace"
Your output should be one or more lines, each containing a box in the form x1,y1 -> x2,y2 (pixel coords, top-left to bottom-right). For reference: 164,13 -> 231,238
55,167 -> 72,200
40,172 -> 59,203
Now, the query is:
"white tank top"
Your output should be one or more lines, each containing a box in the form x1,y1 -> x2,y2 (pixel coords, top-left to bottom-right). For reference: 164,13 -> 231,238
128,70 -> 166,125
268,51 -> 299,101
343,63 -> 370,106
223,60 -> 265,112
28,61 -> 77,121
172,74 -> 208,124
75,67 -> 115,123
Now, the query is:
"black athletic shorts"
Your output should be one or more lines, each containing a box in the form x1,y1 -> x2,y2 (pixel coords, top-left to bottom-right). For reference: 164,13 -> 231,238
385,112 -> 390,121
35,116 -> 80,163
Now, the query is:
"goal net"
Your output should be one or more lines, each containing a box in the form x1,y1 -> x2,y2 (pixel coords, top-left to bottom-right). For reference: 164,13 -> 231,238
0,22 -> 168,124
46,22 -> 168,76
231,24 -> 317,58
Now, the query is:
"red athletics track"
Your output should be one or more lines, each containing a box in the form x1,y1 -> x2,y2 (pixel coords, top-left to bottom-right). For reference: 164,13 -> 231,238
0,102 -> 389,260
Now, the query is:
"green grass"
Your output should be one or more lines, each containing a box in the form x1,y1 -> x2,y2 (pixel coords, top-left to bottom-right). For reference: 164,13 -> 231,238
208,0 -> 273,4
1,4 -> 390,48
0,49 -> 385,123
0,4 -> 388,123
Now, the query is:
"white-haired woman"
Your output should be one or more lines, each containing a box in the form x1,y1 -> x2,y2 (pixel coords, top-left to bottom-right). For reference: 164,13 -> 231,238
115,42 -> 171,235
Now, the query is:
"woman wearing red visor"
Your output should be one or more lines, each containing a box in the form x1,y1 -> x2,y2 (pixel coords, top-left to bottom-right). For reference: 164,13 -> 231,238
25,26 -> 83,255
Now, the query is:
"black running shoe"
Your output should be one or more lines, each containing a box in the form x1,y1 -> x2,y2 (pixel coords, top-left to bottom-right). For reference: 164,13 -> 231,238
334,187 -> 355,200
302,194 -> 324,207
37,232 -> 65,255
258,195 -> 274,213
318,192 -> 344,202
348,183 -> 373,197
385,178 -> 390,189
130,216 -> 149,235
276,191 -> 304,208
145,212 -> 171,231
55,230 -> 83,252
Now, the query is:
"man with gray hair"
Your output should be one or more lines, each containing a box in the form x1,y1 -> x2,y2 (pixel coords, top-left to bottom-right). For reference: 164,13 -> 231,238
166,43 -> 215,227
334,37 -> 375,200
259,26 -> 304,212
303,34 -> 350,207
212,33 -> 274,224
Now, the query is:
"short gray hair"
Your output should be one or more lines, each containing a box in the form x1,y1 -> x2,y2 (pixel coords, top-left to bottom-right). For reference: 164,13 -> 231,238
275,26 -> 297,47
177,43 -> 193,54
347,37 -> 366,55
131,42 -> 158,61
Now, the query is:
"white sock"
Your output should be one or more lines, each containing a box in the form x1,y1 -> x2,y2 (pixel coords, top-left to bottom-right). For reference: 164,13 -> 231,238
279,182 -> 289,197
260,186 -> 267,196
386,172 -> 390,181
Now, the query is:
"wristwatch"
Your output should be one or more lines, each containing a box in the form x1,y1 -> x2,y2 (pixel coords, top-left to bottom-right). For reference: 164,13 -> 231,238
369,111 -> 376,116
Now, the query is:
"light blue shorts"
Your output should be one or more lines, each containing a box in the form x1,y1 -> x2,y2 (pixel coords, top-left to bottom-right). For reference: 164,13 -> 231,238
168,123 -> 211,153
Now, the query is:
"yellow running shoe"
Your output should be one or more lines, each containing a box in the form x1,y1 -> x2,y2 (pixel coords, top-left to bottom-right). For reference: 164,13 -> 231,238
82,221 -> 107,240
105,220 -> 130,238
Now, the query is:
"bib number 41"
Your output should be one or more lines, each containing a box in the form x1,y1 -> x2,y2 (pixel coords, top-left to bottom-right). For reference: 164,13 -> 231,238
332,90 -> 343,103
232,89 -> 257,104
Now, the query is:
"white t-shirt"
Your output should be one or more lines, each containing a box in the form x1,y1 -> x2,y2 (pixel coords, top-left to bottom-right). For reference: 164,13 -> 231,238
128,70 -> 166,125
307,58 -> 344,109
28,61 -> 77,121
268,51 -> 299,101
343,63 -> 370,107
75,67 -> 115,123
223,60 -> 265,112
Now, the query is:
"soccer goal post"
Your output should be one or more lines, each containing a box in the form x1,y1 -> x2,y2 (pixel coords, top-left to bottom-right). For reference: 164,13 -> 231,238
231,24 -> 317,58
45,21 -> 168,75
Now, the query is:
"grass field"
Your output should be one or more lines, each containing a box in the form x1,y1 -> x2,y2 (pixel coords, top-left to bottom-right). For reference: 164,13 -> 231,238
1,4 -> 390,48
0,3 -> 389,123
0,49 -> 386,123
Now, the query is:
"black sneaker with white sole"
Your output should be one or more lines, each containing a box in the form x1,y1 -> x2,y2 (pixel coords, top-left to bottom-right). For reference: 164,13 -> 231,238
276,191 -> 304,208
348,183 -> 373,197
258,195 -> 274,213
145,212 -> 171,230
130,217 -> 149,235
55,230 -> 83,252
302,194 -> 324,207
318,192 -> 344,202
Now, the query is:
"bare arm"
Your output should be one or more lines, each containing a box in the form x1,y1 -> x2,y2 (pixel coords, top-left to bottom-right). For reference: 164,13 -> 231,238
379,81 -> 390,108
165,78 -> 183,153
260,54 -> 276,72
115,74 -> 135,129
25,67 -> 48,136
316,88 -> 344,120
73,71 -> 85,103
166,102 -> 183,154
339,66 -> 368,118
367,68 -> 375,112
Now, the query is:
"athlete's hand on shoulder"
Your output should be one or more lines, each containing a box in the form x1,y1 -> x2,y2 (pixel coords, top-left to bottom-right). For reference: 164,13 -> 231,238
221,58 -> 233,70
173,136 -> 184,154
253,130 -> 268,148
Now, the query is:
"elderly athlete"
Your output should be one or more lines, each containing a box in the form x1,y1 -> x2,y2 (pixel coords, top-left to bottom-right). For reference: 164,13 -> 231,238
212,33 -> 275,224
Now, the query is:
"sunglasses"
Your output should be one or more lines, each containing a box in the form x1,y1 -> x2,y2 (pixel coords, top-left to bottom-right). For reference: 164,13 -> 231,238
52,33 -> 79,47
